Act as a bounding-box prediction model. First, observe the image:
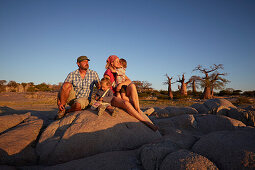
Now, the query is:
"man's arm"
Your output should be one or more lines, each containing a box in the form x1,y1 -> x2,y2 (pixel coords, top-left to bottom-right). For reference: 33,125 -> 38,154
94,72 -> 101,89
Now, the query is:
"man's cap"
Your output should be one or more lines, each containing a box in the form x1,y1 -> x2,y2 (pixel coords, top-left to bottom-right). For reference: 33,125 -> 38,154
77,56 -> 90,62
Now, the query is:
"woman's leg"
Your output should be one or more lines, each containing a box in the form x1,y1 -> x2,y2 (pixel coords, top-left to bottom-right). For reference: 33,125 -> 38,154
126,83 -> 141,113
111,97 -> 158,131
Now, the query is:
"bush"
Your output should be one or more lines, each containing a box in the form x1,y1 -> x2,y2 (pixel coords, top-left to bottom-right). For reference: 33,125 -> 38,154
218,90 -> 232,96
234,97 -> 252,105
157,94 -> 170,100
36,83 -> 51,92
243,91 -> 255,97
27,86 -> 38,92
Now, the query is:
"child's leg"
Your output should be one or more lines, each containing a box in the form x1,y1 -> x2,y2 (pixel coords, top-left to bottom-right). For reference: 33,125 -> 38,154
98,104 -> 106,116
106,105 -> 114,113
121,92 -> 129,102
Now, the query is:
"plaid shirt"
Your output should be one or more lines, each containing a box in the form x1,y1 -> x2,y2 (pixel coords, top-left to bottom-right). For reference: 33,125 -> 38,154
64,69 -> 100,100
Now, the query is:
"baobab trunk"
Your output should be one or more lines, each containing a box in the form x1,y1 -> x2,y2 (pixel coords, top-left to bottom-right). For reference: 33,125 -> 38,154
168,85 -> 173,100
192,81 -> 196,93
203,86 -> 212,99
180,83 -> 188,96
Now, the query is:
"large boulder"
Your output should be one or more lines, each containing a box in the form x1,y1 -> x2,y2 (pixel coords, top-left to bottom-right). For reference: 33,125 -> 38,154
190,103 -> 209,114
45,150 -> 141,170
194,114 -> 246,134
0,112 -> 31,133
153,114 -> 201,137
155,106 -> 198,118
192,127 -> 255,169
203,98 -> 237,112
36,109 -> 161,165
191,98 -> 255,126
160,149 -> 218,170
0,116 -> 43,165
140,139 -> 181,170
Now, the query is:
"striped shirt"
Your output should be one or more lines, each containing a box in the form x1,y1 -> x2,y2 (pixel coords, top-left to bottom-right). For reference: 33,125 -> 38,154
64,69 -> 100,100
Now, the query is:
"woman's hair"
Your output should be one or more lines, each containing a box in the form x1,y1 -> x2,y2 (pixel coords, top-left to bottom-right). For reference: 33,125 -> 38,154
101,77 -> 112,87
119,58 -> 127,68
105,55 -> 119,69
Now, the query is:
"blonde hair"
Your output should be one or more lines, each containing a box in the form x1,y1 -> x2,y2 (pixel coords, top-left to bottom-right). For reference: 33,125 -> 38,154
101,77 -> 112,87
119,58 -> 127,68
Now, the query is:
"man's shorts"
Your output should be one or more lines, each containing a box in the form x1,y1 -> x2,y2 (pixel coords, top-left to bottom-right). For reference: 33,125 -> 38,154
66,86 -> 90,110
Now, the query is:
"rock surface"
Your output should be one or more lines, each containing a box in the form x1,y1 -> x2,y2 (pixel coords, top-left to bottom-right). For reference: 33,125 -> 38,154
192,127 -> 255,170
160,149 -> 218,170
46,150 -> 140,170
37,108 -> 161,165
0,116 -> 43,165
191,98 -> 255,126
155,106 -> 198,118
0,112 -> 31,133
140,139 -> 181,170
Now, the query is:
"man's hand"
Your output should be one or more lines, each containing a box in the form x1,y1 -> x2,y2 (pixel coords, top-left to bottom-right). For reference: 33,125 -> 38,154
98,97 -> 103,101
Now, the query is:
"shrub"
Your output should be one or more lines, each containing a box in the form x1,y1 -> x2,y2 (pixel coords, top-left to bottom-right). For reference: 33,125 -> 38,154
234,97 -> 252,105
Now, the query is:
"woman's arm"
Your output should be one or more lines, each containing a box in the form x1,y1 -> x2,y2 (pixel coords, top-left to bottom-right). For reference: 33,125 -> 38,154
116,75 -> 132,92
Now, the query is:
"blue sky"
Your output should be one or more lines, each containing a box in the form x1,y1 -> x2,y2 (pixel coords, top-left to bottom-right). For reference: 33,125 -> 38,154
0,0 -> 254,91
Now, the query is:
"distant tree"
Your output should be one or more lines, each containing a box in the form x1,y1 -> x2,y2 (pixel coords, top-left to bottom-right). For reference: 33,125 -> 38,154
176,73 -> 191,96
210,73 -> 230,97
188,76 -> 201,94
0,80 -> 7,86
194,64 -> 229,99
233,90 -> 242,95
7,80 -> 18,88
163,74 -> 174,99
132,80 -> 153,93
36,83 -> 51,91
0,80 -> 7,92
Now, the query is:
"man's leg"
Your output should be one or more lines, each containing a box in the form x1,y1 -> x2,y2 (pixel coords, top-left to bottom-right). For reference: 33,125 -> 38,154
56,82 -> 74,119
66,97 -> 90,113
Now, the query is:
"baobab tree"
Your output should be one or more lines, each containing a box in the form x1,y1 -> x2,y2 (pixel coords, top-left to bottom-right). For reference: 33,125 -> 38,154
188,76 -> 201,94
210,72 -> 229,97
194,64 -> 229,99
163,74 -> 174,99
177,73 -> 191,96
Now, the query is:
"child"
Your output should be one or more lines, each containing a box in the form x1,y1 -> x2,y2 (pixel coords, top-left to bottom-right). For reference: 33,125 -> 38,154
94,78 -> 115,116
115,58 -> 130,101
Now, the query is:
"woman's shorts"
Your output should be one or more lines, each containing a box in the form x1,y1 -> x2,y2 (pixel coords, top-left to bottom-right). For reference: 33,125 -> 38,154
120,85 -> 127,93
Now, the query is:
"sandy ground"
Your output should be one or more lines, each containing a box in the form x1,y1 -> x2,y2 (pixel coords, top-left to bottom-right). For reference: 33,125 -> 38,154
0,92 -> 58,124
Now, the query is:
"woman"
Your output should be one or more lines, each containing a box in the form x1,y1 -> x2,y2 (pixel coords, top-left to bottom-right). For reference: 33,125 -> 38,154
104,55 -> 158,131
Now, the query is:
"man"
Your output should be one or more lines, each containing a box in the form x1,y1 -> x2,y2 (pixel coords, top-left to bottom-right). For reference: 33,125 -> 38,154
56,56 -> 100,119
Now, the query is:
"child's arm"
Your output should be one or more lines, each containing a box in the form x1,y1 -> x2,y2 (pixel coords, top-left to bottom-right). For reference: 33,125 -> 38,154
102,90 -> 114,103
95,90 -> 103,101
116,75 -> 132,92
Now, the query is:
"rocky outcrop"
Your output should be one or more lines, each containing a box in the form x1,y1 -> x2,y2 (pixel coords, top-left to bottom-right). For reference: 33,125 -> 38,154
192,127 -> 255,170
0,98 -> 254,170
191,98 -> 255,126
46,150 -> 141,170
160,149 -> 218,170
0,113 -> 31,133
154,106 -> 198,118
194,114 -> 246,134
0,116 -> 43,165
36,108 -> 161,165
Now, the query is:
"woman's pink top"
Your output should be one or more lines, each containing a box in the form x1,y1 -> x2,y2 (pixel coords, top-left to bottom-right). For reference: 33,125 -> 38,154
104,69 -> 117,93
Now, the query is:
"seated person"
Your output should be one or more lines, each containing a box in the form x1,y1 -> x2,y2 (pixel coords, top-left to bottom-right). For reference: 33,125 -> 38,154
94,78 -> 115,116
